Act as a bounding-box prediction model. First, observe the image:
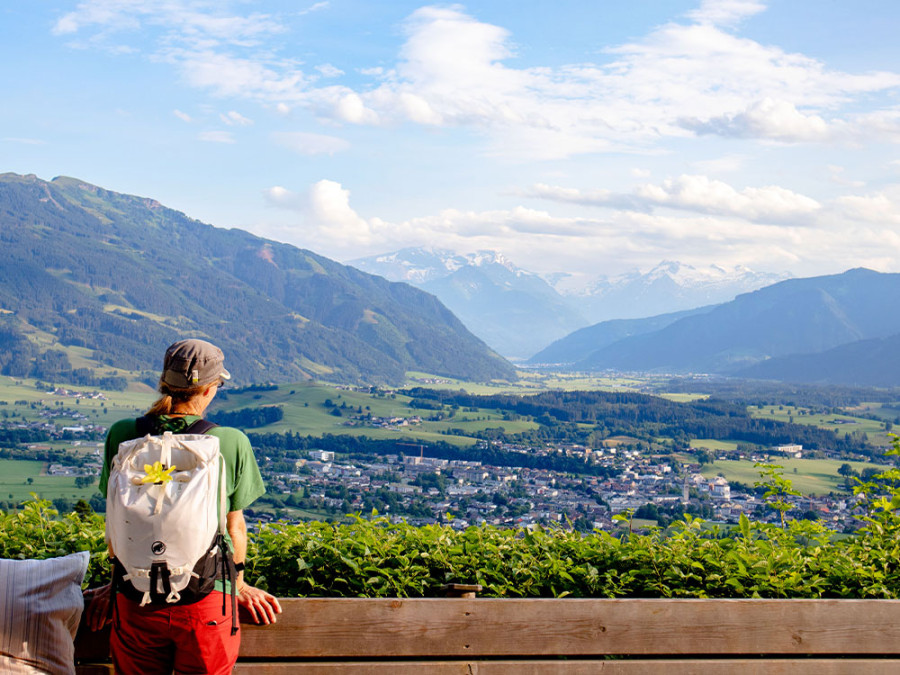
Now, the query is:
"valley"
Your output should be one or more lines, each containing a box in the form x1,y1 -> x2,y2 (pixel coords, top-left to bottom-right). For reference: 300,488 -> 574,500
1,372 -> 895,535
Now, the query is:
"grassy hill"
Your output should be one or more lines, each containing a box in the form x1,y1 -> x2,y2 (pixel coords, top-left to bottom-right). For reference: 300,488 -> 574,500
0,173 -> 515,386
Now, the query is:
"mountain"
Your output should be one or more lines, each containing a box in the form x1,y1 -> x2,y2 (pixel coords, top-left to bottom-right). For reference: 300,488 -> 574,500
0,173 -> 515,385
735,334 -> 900,387
527,305 -> 718,365
551,261 -> 789,323
349,248 -> 588,360
554,268 -> 900,382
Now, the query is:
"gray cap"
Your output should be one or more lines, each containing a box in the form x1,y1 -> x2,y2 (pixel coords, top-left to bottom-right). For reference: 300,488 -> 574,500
161,339 -> 231,388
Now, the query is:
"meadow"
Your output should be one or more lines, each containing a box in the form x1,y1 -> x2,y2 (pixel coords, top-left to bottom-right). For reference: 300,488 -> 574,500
210,381 -> 539,445
0,459 -> 97,503
749,405 -> 890,445
700,457 -> 889,496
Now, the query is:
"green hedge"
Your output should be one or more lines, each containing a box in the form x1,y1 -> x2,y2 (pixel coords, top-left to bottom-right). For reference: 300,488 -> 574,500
2,497 -> 900,599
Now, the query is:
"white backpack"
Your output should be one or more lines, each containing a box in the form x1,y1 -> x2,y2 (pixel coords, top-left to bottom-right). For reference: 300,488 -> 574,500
106,420 -> 228,608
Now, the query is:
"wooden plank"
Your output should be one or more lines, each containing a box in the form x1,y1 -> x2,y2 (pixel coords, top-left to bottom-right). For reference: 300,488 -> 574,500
233,660 -> 900,675
74,667 -> 114,675
239,598 -> 900,658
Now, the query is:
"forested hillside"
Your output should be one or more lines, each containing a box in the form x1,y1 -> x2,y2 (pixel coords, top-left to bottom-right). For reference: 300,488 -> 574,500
0,173 -> 514,385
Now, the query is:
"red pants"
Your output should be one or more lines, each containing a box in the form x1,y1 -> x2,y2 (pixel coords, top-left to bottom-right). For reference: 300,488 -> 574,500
111,591 -> 240,675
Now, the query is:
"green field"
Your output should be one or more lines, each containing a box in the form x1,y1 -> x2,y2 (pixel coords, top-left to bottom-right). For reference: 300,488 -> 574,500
0,375 -> 155,427
701,458 -> 890,496
0,459 -> 98,503
209,381 -> 538,445
691,439 -> 740,451
407,370 -> 651,395
749,405 -> 891,446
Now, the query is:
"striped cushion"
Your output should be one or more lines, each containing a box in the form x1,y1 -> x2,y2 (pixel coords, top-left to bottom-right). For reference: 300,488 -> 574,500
0,552 -> 89,675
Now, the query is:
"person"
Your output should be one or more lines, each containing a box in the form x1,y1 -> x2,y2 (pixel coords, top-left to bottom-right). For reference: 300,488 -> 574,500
83,338 -> 282,675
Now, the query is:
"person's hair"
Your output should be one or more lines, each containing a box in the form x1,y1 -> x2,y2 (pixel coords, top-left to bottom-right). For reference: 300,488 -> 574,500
146,380 -> 210,416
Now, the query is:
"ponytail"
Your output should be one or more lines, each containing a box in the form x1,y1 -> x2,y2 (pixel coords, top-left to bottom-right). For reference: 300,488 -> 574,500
146,381 -> 208,416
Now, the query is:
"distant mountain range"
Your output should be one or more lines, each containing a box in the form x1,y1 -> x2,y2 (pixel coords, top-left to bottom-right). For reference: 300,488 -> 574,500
350,249 -> 784,360
532,268 -> 900,387
349,248 -> 588,360
529,306 -> 718,365
0,173 -> 515,385
549,260 -> 790,323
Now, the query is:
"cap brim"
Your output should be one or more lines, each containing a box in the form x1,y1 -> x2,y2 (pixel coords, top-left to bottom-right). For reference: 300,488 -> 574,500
220,368 -> 231,381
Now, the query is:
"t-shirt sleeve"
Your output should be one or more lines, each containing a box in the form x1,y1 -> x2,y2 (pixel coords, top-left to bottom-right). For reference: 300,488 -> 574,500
218,428 -> 266,512
98,419 -> 138,497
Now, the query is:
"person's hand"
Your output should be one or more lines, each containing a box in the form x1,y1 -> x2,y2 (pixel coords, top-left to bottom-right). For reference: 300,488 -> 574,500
237,584 -> 282,625
82,583 -> 112,631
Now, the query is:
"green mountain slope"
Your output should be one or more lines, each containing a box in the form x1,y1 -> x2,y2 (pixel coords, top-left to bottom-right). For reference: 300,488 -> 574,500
0,173 -> 514,384
565,268 -> 900,379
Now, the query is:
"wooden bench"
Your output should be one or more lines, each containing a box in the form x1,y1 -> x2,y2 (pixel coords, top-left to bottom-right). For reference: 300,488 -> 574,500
76,598 -> 900,673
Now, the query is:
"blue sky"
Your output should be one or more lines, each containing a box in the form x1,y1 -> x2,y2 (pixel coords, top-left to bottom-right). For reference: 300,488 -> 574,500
4,0 -> 900,284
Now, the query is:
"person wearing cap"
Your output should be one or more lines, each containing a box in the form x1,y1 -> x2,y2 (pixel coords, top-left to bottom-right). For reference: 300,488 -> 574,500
84,338 -> 282,675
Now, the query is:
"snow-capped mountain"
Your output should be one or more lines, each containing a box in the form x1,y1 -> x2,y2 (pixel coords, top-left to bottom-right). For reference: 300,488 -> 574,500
351,248 -> 520,284
349,249 -> 791,360
349,248 -> 588,361
551,261 -> 791,323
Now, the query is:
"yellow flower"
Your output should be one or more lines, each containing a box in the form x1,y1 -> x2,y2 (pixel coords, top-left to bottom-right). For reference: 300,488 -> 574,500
141,461 -> 177,484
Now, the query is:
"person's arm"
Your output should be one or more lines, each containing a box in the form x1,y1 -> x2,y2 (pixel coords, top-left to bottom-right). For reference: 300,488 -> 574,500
83,542 -> 115,631
226,510 -> 282,625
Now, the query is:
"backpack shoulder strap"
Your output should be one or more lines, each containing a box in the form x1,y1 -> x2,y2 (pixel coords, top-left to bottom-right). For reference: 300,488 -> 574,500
135,415 -> 158,436
185,418 -> 218,435
134,416 -> 217,436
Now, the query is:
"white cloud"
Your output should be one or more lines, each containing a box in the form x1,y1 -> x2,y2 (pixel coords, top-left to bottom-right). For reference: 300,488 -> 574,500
54,1 -> 283,42
687,0 -> 766,27
307,180 -> 374,246
526,175 -> 822,222
827,165 -> 865,188
271,131 -> 350,155
171,50 -> 308,99
220,110 -> 253,126
682,98 -> 833,142
263,185 -> 304,210
253,176 -> 900,278
833,192 -> 900,224
299,2 -> 329,16
635,175 -> 822,220
691,154 -> 747,174
52,2 -> 900,158
197,130 -> 235,143
315,64 -> 344,78
173,109 -> 192,123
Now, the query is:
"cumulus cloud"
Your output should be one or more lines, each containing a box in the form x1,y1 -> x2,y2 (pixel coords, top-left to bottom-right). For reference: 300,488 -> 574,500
271,131 -> 350,155
263,185 -> 304,210
526,175 -> 822,222
833,192 -> 900,224
51,1 -> 900,157
253,175 -> 900,278
682,98 -> 833,142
